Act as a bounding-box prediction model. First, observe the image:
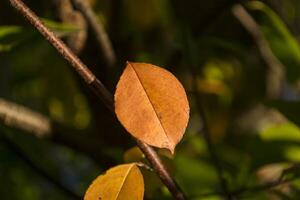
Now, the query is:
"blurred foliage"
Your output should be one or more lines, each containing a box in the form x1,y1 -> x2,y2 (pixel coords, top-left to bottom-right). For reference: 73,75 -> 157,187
247,1 -> 300,83
2,0 -> 300,199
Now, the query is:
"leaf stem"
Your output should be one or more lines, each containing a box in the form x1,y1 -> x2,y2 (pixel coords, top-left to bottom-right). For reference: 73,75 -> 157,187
137,140 -> 186,200
9,0 -> 186,199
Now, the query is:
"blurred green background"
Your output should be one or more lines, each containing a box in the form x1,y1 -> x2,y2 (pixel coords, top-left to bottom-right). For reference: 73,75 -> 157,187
2,0 -> 300,199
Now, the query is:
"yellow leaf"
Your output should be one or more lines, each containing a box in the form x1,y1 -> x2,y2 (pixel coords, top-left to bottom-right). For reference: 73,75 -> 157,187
115,62 -> 190,153
84,163 -> 144,200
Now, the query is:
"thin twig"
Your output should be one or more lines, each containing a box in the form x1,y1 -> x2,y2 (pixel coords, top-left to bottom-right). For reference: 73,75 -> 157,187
0,98 -> 51,137
136,161 -> 154,172
232,4 -> 285,99
231,176 -> 298,197
71,0 -> 116,67
200,173 -> 299,198
9,0 -> 186,199
183,26 -> 231,199
184,30 -> 231,198
192,77 -> 232,200
0,98 -> 115,167
0,132 -> 81,199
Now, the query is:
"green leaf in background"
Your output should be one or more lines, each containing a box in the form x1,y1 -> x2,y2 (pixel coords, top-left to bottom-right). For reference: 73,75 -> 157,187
0,26 -> 22,52
266,100 -> 300,127
247,1 -> 300,83
259,122 -> 300,142
174,153 -> 218,196
191,196 -> 221,200
42,19 -> 80,37
0,26 -> 22,38
258,122 -> 300,162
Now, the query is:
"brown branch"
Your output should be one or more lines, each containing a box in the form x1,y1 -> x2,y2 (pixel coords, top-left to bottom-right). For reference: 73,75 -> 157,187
232,4 -> 285,99
71,0 -> 116,67
0,132 -> 81,199
137,140 -> 186,199
9,0 -> 186,199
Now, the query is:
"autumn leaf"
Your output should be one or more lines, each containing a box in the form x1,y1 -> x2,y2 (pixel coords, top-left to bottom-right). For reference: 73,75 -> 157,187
115,62 -> 190,153
84,163 -> 144,200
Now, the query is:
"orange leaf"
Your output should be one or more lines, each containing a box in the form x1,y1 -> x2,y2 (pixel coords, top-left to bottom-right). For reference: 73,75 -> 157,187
115,62 -> 189,153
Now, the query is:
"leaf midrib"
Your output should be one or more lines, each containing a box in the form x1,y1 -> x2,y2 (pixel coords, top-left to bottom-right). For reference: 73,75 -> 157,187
114,164 -> 134,200
128,63 -> 172,146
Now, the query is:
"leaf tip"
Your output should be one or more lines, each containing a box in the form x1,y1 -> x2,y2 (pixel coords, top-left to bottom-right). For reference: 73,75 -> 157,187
165,143 -> 176,155
169,148 -> 175,155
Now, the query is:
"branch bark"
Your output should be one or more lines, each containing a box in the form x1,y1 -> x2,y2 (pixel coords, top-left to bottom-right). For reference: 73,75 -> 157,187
9,0 -> 186,199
